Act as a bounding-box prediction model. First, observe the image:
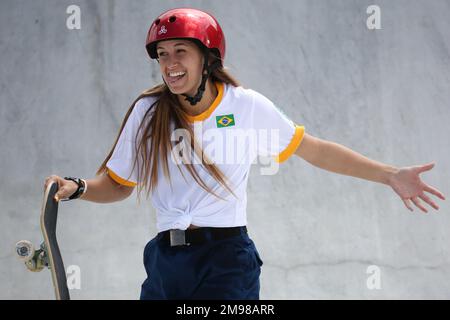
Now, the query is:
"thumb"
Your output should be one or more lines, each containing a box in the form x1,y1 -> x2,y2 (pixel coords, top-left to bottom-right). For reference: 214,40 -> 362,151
54,187 -> 66,202
418,162 -> 435,173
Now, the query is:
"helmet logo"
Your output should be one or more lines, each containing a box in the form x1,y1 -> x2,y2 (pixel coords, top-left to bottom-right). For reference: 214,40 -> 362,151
158,25 -> 168,35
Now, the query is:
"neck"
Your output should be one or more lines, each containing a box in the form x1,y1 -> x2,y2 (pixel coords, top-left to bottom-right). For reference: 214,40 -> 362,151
177,80 -> 218,117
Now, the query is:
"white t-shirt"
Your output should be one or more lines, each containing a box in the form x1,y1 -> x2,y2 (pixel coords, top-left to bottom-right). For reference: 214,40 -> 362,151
106,82 -> 305,232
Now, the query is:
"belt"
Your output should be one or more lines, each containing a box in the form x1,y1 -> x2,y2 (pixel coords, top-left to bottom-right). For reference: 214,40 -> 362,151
159,226 -> 247,247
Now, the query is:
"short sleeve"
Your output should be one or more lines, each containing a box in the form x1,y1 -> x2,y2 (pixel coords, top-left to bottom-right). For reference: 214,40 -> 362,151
251,90 -> 305,163
106,97 -> 155,186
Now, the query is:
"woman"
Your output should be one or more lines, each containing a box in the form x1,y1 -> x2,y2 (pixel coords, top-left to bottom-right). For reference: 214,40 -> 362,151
44,8 -> 445,300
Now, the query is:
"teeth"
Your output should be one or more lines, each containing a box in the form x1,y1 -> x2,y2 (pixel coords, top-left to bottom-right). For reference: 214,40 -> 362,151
169,71 -> 186,77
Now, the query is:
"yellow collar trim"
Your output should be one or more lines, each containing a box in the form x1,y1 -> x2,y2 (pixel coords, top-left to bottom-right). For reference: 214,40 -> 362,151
186,81 -> 224,122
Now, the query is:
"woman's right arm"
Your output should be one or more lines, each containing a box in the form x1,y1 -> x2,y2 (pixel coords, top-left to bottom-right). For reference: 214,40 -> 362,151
44,174 -> 135,204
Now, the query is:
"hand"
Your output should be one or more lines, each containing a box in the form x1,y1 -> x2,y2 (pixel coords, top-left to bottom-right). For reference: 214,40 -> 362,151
44,175 -> 78,202
388,162 -> 446,213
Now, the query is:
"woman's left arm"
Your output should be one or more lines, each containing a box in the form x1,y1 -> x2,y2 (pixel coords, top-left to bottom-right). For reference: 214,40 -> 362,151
295,134 -> 446,213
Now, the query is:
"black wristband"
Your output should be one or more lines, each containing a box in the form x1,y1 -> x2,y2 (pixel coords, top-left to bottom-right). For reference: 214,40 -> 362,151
62,177 -> 86,201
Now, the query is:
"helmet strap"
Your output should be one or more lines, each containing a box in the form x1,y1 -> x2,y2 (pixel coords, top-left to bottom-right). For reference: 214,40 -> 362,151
182,50 -> 222,106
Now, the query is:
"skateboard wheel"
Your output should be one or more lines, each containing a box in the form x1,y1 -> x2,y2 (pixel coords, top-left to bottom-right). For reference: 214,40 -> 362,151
15,240 -> 35,262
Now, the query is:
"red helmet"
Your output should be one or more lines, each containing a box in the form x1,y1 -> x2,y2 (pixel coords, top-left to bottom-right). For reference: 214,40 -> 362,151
145,8 -> 226,63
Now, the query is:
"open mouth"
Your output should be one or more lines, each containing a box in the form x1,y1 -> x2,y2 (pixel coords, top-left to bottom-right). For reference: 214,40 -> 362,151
167,72 -> 186,84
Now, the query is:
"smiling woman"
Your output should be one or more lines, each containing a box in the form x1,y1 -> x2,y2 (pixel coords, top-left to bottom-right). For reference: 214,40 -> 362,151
92,7 -> 305,300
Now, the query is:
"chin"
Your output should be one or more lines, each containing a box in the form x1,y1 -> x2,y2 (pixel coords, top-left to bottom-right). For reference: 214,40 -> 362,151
168,84 -> 195,97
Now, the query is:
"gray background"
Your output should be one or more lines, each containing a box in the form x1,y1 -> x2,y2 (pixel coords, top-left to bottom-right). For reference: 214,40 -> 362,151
1,0 -> 449,299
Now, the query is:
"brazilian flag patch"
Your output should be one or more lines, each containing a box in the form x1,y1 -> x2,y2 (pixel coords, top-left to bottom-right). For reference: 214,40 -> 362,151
216,114 -> 235,128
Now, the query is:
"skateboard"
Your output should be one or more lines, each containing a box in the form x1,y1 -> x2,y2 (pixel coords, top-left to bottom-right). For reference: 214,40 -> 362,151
15,181 -> 70,300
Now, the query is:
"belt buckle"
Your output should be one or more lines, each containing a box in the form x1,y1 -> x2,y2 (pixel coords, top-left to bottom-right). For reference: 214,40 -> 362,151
169,229 -> 188,246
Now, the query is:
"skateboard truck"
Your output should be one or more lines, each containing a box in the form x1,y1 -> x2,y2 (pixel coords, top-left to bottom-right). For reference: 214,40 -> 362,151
16,240 -> 49,272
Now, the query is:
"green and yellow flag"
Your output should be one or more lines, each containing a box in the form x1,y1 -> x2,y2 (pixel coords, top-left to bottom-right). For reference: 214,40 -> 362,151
216,114 -> 235,128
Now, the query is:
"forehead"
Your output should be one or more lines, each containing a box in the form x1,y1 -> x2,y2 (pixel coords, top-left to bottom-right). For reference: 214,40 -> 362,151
156,40 -> 192,50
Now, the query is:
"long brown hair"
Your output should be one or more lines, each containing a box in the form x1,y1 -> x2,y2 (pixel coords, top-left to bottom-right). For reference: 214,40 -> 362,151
97,51 -> 241,204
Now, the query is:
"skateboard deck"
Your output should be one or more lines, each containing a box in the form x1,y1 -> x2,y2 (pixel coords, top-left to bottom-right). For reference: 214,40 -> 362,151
16,181 -> 70,300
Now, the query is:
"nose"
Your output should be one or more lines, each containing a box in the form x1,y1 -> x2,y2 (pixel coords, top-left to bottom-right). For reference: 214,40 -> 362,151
161,53 -> 181,69
168,63 -> 180,70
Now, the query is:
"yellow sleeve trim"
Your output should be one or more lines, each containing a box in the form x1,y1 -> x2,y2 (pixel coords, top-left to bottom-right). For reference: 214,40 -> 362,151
106,167 -> 137,187
275,125 -> 305,163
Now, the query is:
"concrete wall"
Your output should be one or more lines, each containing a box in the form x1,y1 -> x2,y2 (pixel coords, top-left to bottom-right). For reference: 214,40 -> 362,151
1,0 -> 449,299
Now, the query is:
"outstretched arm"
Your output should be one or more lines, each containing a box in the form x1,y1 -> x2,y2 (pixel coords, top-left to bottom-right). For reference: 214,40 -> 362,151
295,133 -> 446,213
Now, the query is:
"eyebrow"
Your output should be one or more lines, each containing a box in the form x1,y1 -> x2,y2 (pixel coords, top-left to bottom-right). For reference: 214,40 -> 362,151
157,43 -> 189,50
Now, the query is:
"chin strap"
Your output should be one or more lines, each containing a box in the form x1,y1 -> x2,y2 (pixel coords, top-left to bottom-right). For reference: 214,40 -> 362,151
181,50 -> 222,106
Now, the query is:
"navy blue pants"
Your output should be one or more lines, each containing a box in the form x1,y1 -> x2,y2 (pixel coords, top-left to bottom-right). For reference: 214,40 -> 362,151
140,227 -> 263,300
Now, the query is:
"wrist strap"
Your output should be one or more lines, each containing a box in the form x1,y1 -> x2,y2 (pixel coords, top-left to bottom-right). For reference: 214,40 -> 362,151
81,179 -> 88,195
62,177 -> 86,201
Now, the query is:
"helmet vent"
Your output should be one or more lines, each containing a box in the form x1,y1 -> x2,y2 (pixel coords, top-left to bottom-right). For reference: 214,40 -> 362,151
169,16 -> 177,23
154,19 -> 160,25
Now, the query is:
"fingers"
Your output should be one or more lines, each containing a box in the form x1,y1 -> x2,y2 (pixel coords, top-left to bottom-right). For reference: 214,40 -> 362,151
403,190 -> 444,214
424,185 -> 446,201
411,197 -> 428,213
403,199 -> 414,212
44,175 -> 64,201
44,175 -> 60,191
419,192 -> 439,210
